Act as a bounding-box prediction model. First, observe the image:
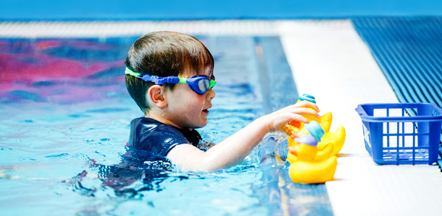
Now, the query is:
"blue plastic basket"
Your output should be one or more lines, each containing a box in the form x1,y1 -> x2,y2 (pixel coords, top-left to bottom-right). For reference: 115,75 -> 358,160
356,103 -> 442,165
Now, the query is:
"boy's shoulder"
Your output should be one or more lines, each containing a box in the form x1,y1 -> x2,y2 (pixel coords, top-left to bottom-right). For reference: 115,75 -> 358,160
129,117 -> 201,156
130,117 -> 187,140
131,117 -> 178,133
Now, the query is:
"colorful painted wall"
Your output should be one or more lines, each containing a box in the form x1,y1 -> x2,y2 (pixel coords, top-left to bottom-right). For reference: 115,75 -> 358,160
0,38 -> 133,104
1,0 -> 442,21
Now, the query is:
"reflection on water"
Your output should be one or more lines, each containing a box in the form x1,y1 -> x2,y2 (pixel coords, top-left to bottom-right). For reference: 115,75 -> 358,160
67,160 -> 172,197
0,36 -> 271,215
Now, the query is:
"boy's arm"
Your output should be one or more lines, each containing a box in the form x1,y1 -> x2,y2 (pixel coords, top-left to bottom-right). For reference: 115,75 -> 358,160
167,101 -> 320,171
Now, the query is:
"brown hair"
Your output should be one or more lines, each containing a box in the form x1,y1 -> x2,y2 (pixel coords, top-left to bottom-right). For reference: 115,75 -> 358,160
125,31 -> 214,114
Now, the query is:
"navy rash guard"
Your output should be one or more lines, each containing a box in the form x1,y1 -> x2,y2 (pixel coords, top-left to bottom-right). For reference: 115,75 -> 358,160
128,117 -> 201,158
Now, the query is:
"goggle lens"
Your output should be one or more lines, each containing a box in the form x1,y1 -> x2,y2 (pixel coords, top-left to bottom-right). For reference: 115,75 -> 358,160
184,76 -> 216,94
197,79 -> 210,93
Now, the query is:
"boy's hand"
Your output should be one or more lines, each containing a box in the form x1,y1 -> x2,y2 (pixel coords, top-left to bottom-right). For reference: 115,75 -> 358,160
262,101 -> 320,133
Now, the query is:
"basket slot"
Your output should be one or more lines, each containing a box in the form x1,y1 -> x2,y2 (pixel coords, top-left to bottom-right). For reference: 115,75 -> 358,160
388,108 -> 403,117
403,136 -> 416,147
385,136 -> 401,148
382,148 -> 429,162
404,122 -> 416,133
382,133 -> 430,136
384,123 -> 418,134
384,147 -> 424,150
373,109 -> 387,117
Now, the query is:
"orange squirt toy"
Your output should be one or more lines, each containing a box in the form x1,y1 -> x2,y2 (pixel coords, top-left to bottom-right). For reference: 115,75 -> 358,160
290,94 -> 321,129
288,135 -> 338,184
284,94 -> 332,138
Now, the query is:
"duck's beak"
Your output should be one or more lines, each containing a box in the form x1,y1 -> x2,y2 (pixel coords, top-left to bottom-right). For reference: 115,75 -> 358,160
288,146 -> 298,156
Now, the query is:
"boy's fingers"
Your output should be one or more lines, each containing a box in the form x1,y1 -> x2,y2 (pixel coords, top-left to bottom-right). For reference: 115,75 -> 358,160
289,113 -> 308,123
292,101 -> 320,112
291,107 -> 321,119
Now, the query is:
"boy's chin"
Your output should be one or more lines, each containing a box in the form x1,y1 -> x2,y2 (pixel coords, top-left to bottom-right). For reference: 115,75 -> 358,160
192,121 -> 208,129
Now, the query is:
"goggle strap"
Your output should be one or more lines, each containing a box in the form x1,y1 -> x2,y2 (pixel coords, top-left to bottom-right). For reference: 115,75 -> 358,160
125,67 -> 215,90
156,76 -> 180,84
178,78 -> 187,84
125,67 -> 141,77
125,67 -> 180,84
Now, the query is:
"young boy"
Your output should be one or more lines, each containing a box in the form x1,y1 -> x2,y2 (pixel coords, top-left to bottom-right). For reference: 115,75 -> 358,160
125,31 -> 320,171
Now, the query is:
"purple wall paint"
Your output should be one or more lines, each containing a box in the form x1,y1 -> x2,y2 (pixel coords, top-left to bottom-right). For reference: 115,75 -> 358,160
0,38 -> 134,104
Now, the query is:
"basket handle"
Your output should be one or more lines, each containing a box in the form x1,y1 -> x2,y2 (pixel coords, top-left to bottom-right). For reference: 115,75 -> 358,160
355,106 -> 365,116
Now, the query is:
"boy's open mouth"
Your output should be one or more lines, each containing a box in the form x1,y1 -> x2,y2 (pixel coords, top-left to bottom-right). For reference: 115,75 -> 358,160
202,108 -> 210,114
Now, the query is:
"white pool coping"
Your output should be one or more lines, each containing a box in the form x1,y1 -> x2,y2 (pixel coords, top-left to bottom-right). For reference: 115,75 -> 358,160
278,20 -> 442,216
1,20 -> 441,216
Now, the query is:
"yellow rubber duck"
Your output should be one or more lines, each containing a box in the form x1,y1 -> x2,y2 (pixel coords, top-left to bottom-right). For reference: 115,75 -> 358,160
319,112 -> 332,133
315,141 -> 335,161
288,135 -> 337,184
287,138 -> 297,163
287,120 -> 327,163
287,136 -> 334,163
321,126 -> 346,155
288,125 -> 346,161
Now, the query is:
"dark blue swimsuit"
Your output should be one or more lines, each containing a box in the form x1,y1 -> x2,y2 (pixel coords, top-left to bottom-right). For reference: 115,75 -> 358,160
125,117 -> 201,162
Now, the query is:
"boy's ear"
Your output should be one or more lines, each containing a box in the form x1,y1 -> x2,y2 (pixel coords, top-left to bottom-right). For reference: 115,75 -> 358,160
147,85 -> 167,108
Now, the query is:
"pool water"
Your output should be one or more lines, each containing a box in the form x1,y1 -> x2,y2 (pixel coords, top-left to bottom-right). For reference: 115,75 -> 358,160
0,36 -> 274,215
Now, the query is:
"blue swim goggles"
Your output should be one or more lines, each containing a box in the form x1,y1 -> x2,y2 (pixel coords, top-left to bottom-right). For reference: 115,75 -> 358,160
125,67 -> 216,95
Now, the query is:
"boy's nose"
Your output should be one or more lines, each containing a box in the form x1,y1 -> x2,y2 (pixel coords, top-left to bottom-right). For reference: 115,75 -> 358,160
207,88 -> 215,100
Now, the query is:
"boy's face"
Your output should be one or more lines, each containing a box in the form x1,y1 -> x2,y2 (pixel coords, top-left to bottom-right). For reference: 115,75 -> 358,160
164,68 -> 215,129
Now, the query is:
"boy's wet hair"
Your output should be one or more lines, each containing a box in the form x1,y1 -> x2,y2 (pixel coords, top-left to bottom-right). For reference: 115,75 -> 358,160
125,31 -> 214,114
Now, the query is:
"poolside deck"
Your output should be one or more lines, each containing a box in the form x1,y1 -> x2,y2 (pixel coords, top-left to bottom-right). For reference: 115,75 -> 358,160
278,20 -> 442,215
